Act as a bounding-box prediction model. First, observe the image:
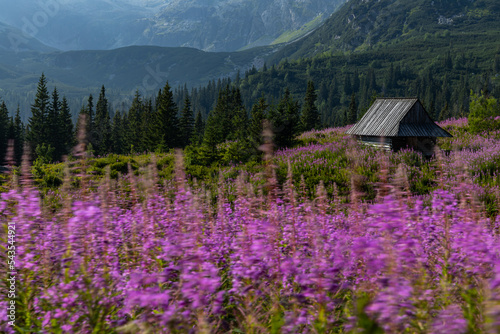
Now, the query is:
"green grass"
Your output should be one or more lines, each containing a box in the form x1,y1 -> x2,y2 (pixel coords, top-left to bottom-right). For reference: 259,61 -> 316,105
271,14 -> 325,45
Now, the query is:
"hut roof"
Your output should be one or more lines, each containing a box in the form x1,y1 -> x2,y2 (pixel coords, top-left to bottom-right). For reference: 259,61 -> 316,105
346,98 -> 452,137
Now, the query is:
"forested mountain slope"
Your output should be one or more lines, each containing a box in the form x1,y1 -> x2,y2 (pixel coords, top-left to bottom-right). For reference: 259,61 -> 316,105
271,0 -> 500,60
0,45 -> 273,117
232,0 -> 500,126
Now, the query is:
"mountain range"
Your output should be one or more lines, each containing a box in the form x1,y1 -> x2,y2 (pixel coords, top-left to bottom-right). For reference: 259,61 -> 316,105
0,0 -> 499,119
0,0 -> 345,52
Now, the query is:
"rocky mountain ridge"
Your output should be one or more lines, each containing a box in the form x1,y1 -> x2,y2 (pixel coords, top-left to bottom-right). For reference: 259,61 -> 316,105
0,0 -> 345,52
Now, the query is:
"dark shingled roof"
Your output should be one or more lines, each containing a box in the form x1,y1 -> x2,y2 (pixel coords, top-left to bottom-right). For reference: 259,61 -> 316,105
346,98 -> 452,137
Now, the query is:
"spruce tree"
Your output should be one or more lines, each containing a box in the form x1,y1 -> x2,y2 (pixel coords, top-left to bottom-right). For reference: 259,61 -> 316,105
229,87 -> 247,141
27,73 -> 50,147
13,106 -> 24,164
344,73 -> 352,96
127,91 -> 144,153
48,87 -> 62,159
347,93 -> 357,124
84,94 -> 95,148
494,55 -> 500,73
199,87 -> 229,160
231,106 -> 248,142
352,69 -> 360,93
249,97 -> 268,154
203,85 -> 246,144
439,102 -> 450,121
111,111 -> 125,154
211,86 -> 231,143
178,95 -> 195,147
301,80 -> 320,131
7,116 -> 15,158
94,85 -> 111,156
0,101 -> 9,162
141,99 -> 156,152
155,82 -> 179,150
269,88 -> 301,148
385,63 -> 395,90
59,97 -> 74,157
366,68 -> 378,93
200,112 -> 220,164
193,111 -> 205,146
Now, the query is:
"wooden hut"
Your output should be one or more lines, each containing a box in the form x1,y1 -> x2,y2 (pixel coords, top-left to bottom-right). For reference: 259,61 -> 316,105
346,98 -> 452,156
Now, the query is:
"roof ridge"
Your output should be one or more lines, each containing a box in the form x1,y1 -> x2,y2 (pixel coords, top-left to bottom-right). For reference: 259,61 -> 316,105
375,97 -> 418,100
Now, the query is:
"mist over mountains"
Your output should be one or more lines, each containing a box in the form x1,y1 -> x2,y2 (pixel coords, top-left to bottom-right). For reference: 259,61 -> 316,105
0,0 -> 345,52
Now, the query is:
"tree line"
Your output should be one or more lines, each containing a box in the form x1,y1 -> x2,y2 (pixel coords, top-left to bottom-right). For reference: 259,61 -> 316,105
3,46 -> 498,166
232,50 -> 500,127
1,73 -> 322,166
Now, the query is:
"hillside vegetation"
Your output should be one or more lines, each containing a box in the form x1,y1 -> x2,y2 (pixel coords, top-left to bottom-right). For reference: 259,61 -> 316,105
233,0 -> 500,126
271,0 -> 500,59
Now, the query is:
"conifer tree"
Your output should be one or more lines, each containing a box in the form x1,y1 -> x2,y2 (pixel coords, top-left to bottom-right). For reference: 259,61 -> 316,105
347,93 -> 357,124
178,95 -> 195,147
85,94 -> 95,148
0,101 -> 9,162
439,102 -> 450,121
111,111 -> 125,155
7,116 -> 15,157
229,87 -> 247,141
193,111 -> 205,146
141,99 -> 156,152
88,94 -> 94,124
200,112 -> 220,164
269,88 -> 301,148
48,87 -> 62,159
494,55 -> 500,73
366,68 -> 378,93
127,91 -> 145,153
201,86 -> 230,147
27,73 -> 50,147
352,69 -> 360,93
301,80 -> 320,131
59,97 -> 74,157
249,97 -> 268,154
344,73 -> 352,96
94,85 -> 111,155
12,106 -> 24,164
385,63 -> 396,90
231,106 -> 248,142
155,82 -> 179,150
215,86 -> 232,141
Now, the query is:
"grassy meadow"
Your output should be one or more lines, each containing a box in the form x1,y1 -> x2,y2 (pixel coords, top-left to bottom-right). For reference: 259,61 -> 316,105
1,118 -> 500,333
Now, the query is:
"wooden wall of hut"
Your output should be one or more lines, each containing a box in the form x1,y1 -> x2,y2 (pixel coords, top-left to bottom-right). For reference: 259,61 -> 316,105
392,137 -> 436,156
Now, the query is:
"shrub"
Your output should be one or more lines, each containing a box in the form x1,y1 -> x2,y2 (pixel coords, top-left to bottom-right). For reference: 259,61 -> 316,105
468,91 -> 500,134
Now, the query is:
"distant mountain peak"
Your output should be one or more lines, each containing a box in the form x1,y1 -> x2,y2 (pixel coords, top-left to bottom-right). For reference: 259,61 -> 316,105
0,0 -> 346,52
0,21 -> 56,53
